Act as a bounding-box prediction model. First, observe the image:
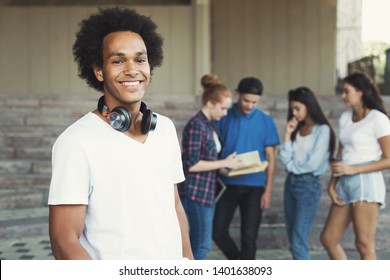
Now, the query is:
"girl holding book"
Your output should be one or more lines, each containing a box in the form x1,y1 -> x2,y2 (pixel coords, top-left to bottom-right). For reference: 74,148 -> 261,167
279,87 -> 336,260
178,74 -> 242,260
320,72 -> 390,259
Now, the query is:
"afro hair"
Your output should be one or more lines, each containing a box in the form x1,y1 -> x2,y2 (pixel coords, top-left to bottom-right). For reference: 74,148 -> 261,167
73,7 -> 164,92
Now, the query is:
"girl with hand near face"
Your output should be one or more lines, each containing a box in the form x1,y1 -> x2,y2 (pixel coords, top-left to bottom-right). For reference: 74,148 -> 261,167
320,72 -> 390,260
279,87 -> 336,260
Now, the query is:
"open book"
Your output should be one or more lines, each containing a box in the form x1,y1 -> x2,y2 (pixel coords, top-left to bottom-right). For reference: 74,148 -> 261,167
225,150 -> 268,177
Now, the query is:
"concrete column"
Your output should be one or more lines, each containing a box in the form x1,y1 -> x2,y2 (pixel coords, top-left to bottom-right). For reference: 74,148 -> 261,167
192,0 -> 211,96
336,0 -> 363,79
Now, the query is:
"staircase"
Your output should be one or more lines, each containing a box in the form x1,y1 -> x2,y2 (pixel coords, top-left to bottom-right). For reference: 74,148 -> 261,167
1,94 -> 390,260
0,96 -> 96,249
0,94 -> 200,259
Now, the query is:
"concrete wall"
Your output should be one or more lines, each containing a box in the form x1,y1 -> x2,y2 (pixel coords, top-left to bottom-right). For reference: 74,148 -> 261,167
0,0 -> 341,97
0,5 -> 194,97
211,0 -> 337,96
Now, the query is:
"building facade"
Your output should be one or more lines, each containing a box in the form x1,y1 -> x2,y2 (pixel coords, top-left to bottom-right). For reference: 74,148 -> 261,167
0,0 -> 362,97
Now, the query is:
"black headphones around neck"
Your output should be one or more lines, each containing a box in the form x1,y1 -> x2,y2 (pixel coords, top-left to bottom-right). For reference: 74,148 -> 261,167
97,96 -> 157,134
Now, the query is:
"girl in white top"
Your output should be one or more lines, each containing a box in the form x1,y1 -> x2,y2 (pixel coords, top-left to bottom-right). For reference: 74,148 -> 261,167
320,72 -> 390,260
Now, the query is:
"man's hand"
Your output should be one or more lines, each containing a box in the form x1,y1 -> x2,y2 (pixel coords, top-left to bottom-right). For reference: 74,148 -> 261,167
260,190 -> 272,210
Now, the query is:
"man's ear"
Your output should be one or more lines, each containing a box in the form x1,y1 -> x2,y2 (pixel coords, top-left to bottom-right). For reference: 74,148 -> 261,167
93,65 -> 104,82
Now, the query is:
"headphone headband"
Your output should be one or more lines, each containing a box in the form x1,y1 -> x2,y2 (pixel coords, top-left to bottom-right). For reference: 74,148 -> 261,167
97,96 -> 157,134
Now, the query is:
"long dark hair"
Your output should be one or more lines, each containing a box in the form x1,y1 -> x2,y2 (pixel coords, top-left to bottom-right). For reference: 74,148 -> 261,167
287,87 -> 336,160
342,72 -> 389,117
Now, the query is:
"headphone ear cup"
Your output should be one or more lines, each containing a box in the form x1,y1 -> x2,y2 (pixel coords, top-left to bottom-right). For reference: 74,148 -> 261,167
141,109 -> 152,134
140,102 -> 157,134
150,113 -> 157,131
109,106 -> 131,132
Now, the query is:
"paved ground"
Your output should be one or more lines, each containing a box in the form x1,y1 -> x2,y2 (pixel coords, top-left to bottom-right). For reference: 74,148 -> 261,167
0,236 -> 53,260
2,235 -> 390,260
1,202 -> 390,260
1,207 -> 390,260
0,234 -> 319,260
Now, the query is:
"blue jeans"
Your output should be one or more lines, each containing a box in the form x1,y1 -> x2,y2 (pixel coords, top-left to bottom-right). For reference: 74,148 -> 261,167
284,173 -> 322,260
181,197 -> 215,260
212,185 -> 264,260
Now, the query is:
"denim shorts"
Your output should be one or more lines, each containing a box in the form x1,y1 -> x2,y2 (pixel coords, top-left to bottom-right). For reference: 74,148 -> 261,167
337,171 -> 386,209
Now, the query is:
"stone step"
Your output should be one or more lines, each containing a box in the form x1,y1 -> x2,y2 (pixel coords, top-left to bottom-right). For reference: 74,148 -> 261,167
1,125 -> 69,137
1,204 -> 388,253
0,207 -> 49,241
13,147 -> 52,160
0,188 -> 48,210
0,95 -> 96,109
0,174 -> 51,188
228,196 -> 334,230
228,211 -> 390,251
226,183 -> 390,251
0,146 -> 15,159
0,159 -> 51,175
0,131 -> 63,151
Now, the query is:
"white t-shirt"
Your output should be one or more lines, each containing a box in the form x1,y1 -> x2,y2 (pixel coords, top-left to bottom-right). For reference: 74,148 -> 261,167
48,112 -> 185,259
339,109 -> 390,164
213,131 -> 222,153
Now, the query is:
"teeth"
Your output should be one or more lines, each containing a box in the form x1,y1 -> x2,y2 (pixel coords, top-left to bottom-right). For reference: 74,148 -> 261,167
122,81 -> 140,86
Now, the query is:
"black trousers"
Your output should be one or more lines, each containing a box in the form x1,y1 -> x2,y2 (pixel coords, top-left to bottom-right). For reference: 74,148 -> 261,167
212,185 -> 264,260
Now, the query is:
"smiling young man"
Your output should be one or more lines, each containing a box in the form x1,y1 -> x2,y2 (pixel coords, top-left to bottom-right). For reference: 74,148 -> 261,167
48,7 -> 193,260
212,77 -> 280,260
